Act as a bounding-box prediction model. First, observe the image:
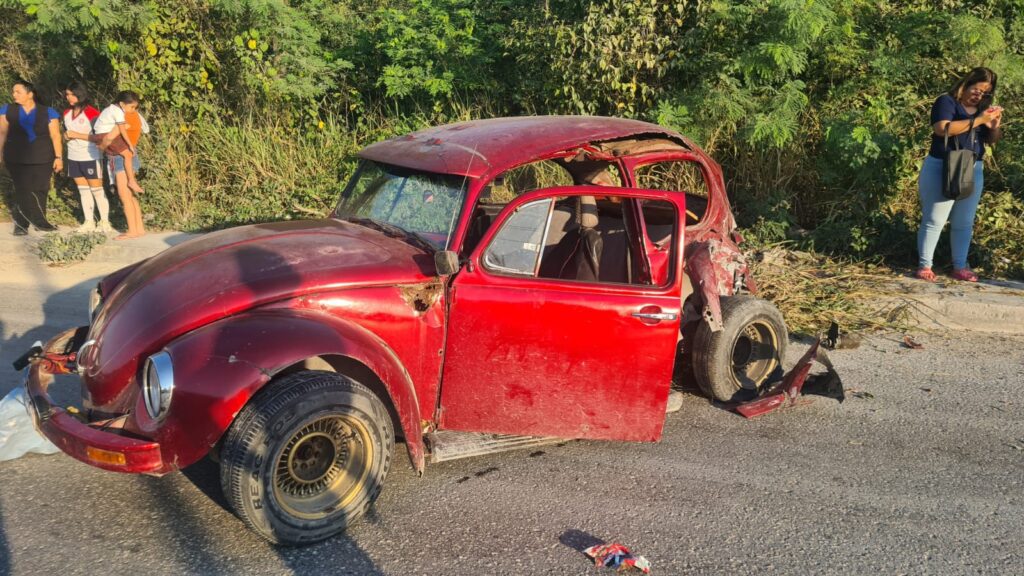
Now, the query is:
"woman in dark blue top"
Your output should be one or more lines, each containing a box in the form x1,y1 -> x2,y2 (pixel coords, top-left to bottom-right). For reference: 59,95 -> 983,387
916,67 -> 1003,282
0,80 -> 63,235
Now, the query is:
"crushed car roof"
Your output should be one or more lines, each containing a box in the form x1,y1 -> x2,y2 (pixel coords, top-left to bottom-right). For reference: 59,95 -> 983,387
358,116 -> 690,179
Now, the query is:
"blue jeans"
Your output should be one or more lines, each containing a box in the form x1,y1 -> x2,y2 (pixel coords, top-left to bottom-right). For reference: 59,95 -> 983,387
107,153 -> 141,185
917,155 -> 984,270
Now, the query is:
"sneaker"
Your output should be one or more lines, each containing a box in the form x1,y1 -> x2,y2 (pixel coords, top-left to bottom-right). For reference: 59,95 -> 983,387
666,391 -> 684,414
34,222 -> 58,232
951,268 -> 979,282
12,226 -> 28,236
77,221 -> 96,233
97,220 -> 114,233
915,267 -> 937,282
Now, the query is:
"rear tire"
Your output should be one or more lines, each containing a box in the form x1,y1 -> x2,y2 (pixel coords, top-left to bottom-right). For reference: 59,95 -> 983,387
220,370 -> 393,545
693,296 -> 787,402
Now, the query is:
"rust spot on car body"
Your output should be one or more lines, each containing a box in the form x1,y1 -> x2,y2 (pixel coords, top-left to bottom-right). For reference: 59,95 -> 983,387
399,281 -> 444,314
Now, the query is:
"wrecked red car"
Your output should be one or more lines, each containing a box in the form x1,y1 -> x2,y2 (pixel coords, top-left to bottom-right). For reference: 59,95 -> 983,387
24,116 -> 791,545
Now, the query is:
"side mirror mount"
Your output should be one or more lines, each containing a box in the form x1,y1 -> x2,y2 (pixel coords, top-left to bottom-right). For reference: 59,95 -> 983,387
434,250 -> 461,276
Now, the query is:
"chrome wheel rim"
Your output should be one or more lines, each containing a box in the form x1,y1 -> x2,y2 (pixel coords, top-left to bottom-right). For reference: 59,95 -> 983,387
273,414 -> 373,519
730,321 -> 780,390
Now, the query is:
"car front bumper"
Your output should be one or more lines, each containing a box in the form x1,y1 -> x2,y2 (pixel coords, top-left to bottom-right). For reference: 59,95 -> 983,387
24,327 -> 164,474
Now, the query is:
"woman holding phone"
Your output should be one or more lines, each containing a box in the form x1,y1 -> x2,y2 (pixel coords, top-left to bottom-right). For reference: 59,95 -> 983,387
916,67 -> 1004,282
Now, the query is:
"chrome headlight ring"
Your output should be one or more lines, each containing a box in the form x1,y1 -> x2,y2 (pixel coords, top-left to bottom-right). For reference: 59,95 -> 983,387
143,351 -> 175,421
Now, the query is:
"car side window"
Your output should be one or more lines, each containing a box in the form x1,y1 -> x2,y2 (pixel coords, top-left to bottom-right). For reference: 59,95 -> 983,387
483,194 -> 678,287
634,161 -> 709,226
482,199 -> 553,276
465,160 -> 574,257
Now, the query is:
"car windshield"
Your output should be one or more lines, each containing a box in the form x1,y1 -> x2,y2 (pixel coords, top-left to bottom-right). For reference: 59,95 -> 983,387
335,161 -> 468,250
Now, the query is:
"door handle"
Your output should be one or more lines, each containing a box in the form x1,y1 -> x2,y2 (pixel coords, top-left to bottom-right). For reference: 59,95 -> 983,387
632,311 -> 678,321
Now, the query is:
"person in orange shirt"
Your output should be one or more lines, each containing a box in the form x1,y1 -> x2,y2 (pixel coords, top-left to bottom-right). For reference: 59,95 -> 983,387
116,98 -> 149,238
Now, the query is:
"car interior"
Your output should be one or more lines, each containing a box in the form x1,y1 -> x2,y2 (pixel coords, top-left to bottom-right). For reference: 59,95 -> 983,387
472,156 -> 685,287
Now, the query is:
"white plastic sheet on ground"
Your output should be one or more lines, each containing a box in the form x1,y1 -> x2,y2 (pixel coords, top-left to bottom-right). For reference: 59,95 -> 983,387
0,386 -> 60,462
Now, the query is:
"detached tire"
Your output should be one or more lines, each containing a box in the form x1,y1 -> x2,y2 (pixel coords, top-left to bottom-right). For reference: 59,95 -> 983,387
693,296 -> 787,402
220,371 -> 393,545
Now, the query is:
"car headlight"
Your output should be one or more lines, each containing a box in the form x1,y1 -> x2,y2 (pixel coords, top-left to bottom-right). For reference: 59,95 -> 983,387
143,352 -> 174,420
88,286 -> 103,322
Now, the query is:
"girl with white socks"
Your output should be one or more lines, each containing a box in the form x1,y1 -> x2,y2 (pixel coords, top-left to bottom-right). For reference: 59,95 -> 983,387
62,81 -> 112,233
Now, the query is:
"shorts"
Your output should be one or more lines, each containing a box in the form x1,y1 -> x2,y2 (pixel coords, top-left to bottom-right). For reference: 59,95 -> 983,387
67,159 -> 102,180
108,154 -> 141,175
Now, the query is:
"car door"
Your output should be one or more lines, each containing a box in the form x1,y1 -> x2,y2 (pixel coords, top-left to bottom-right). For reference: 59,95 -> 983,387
438,186 -> 684,442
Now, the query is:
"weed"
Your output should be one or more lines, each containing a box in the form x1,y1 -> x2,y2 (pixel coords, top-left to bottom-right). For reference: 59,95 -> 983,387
750,247 -> 912,336
36,232 -> 108,266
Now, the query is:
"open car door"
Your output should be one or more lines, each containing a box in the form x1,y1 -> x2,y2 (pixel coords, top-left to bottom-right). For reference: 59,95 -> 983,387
438,186 -> 684,442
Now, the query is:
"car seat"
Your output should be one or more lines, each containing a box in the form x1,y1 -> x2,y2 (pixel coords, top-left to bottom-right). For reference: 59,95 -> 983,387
539,196 -> 602,281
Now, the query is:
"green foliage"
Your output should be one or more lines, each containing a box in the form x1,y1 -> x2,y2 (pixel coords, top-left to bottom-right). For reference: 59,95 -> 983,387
509,0 -> 687,116
371,1 -> 483,99
35,231 -> 108,265
1,0 -> 344,116
973,191 -> 1024,278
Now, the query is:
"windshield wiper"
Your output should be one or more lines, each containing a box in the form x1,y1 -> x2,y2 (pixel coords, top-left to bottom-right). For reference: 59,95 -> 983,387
346,217 -> 438,253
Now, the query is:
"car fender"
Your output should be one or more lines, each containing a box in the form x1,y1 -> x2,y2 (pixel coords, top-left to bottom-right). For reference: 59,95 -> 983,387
129,309 -> 425,474
685,237 -> 756,333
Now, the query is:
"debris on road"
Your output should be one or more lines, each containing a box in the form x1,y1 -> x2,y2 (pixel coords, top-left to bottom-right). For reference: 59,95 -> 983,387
0,387 -> 60,462
822,321 -> 862,350
902,336 -> 924,350
802,349 -> 845,402
823,322 -> 841,350
734,340 -> 845,418
583,543 -> 651,574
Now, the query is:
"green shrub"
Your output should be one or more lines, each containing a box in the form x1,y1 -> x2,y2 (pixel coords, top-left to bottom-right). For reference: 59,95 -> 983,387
973,191 -> 1024,278
36,232 -> 108,265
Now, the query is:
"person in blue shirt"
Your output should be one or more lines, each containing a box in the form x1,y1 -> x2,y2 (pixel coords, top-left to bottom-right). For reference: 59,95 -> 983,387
916,67 -> 1004,282
0,80 -> 63,235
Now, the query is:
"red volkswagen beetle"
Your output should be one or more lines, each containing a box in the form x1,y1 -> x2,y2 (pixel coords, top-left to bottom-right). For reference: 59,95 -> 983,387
24,116 -> 789,544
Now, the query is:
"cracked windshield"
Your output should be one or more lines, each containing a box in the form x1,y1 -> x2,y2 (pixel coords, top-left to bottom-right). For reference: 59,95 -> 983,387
335,161 -> 467,249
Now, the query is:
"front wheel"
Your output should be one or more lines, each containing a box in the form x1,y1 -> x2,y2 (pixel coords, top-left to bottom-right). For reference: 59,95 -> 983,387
692,296 -> 787,402
220,371 -> 393,545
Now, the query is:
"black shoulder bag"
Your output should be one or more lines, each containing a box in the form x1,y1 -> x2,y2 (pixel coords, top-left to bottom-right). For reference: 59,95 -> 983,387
942,117 -> 977,201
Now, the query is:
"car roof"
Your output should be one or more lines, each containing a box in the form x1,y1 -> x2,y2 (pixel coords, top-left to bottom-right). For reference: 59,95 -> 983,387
357,116 -> 692,179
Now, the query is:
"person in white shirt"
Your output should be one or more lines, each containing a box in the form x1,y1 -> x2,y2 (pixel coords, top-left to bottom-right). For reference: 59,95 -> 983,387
62,81 -> 112,233
90,92 -> 144,195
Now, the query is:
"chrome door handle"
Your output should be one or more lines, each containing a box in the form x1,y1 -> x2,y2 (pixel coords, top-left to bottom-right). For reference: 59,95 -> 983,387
632,311 -> 677,321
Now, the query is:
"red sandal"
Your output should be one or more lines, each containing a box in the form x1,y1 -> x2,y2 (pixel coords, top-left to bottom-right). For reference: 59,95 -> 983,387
950,268 -> 979,282
915,267 -> 937,282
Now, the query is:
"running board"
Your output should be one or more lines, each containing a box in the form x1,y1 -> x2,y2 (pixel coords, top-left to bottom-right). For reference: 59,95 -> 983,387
425,430 -> 565,463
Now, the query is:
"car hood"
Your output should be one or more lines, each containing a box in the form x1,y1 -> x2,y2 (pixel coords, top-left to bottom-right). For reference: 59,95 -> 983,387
82,218 -> 435,409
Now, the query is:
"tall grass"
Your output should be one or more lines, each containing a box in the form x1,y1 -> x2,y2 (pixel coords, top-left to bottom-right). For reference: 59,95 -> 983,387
142,115 -> 362,230
133,102 -> 496,231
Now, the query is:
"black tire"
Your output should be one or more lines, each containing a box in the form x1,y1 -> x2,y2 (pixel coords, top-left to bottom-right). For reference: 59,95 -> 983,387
220,370 -> 393,545
692,296 -> 787,402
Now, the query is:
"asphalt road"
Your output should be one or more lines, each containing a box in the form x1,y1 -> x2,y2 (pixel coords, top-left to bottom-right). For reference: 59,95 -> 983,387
0,233 -> 1022,575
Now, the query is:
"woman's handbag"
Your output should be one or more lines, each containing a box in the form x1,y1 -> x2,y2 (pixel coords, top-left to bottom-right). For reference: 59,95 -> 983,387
942,117 -> 977,201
